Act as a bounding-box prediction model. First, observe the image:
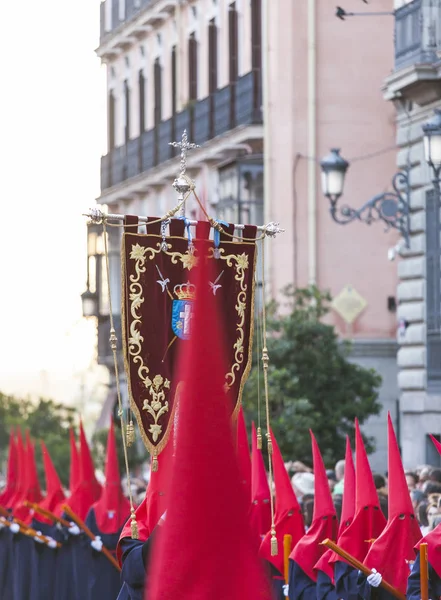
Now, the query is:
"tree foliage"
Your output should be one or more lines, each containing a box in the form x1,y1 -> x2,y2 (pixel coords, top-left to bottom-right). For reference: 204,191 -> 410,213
242,286 -> 382,467
0,393 -> 76,488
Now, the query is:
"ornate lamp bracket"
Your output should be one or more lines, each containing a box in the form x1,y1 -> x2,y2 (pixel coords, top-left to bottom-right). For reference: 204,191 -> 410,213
327,168 -> 411,248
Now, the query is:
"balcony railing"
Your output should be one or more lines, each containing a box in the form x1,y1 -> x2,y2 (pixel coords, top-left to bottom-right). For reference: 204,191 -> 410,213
100,70 -> 263,192
395,0 -> 441,70
100,0 -> 165,39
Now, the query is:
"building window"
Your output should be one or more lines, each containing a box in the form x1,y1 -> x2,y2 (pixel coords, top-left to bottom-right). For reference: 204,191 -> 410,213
208,18 -> 218,94
426,188 -> 441,390
108,90 -> 116,151
118,0 -> 125,21
217,157 -> 264,313
112,0 -> 119,29
228,3 -> 238,83
251,0 -> 262,114
124,80 -> 130,143
217,157 -> 264,227
154,58 -> 162,125
251,0 -> 262,73
188,32 -> 198,101
139,70 -> 146,133
171,45 -> 177,115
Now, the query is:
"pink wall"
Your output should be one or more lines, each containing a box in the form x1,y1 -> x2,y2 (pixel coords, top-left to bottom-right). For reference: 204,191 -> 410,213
269,0 -> 398,340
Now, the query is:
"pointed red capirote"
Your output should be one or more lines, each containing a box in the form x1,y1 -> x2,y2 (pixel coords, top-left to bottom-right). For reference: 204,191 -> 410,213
316,435 -> 355,581
8,429 -> 26,509
249,421 -> 272,540
290,431 -> 338,582
365,414 -> 421,593
66,421 -> 102,519
69,427 -> 80,493
0,428 -> 18,508
39,441 -> 65,514
92,418 -> 130,534
339,436 -> 356,532
25,432 -> 43,503
14,432 -> 43,521
329,419 -> 386,563
147,243 -> 272,600
260,429 -> 305,575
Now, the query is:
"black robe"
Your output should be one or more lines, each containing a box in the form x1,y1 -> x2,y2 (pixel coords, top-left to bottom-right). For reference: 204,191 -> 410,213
288,560 -> 316,600
0,526 -> 14,597
51,523 -> 91,600
32,518 -> 61,600
334,560 -> 359,600
316,569 -> 339,600
356,571 -> 396,600
407,553 -> 441,600
117,527 -> 158,600
11,532 -> 39,600
84,507 -> 123,599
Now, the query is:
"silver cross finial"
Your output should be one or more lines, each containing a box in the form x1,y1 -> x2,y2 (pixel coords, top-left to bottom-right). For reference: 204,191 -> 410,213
169,130 -> 199,176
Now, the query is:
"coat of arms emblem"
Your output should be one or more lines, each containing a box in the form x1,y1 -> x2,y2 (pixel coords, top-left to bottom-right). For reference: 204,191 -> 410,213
171,282 -> 196,340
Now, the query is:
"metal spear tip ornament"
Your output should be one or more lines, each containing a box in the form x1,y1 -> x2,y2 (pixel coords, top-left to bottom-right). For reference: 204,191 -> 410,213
169,129 -> 200,215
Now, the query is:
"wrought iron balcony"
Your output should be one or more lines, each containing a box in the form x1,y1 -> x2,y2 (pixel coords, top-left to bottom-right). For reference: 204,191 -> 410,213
100,0 -> 176,40
100,0 -> 151,37
395,0 -> 440,70
100,70 -> 263,192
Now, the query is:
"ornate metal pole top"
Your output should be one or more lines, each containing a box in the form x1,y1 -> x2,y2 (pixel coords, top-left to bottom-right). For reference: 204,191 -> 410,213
169,130 -> 199,217
169,129 -> 199,177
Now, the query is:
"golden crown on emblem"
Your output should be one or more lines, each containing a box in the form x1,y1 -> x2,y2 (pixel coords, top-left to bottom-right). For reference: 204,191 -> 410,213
173,281 -> 196,300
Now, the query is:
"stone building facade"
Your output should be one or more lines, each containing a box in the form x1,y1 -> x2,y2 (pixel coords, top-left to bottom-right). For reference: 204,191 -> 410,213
384,0 -> 441,466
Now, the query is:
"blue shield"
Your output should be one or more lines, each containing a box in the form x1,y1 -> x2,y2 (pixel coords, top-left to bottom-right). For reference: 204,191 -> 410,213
172,299 -> 194,340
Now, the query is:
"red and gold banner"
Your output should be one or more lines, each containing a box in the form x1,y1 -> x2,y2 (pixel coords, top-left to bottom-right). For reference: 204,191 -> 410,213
121,217 -> 257,460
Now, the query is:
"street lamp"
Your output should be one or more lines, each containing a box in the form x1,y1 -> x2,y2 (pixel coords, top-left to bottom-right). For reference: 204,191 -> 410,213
81,288 -> 98,318
320,148 -> 411,247
81,222 -> 104,318
422,109 -> 441,185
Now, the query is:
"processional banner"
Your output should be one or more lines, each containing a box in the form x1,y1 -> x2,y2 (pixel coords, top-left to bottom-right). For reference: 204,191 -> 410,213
121,217 -> 257,461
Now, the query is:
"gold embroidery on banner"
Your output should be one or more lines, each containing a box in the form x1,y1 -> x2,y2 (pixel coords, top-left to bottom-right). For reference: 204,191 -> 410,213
128,242 -> 170,441
208,248 -> 249,391
123,235 -> 255,454
166,248 -> 199,271
142,374 -> 171,442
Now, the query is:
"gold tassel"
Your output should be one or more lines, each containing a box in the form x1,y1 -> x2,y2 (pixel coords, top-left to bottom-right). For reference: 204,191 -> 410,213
271,527 -> 278,556
152,454 -> 159,472
126,420 -> 135,447
266,431 -> 273,455
257,427 -> 263,450
130,509 -> 139,539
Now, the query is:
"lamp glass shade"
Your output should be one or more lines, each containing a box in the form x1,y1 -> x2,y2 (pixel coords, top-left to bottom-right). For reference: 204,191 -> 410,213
321,169 -> 345,198
87,231 -> 97,256
423,110 -> 441,167
81,290 -> 98,318
425,134 -> 441,167
95,233 -> 105,256
320,148 -> 349,198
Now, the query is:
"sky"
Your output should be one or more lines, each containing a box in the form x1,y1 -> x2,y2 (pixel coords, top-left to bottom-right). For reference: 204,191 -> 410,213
0,0 -> 109,418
